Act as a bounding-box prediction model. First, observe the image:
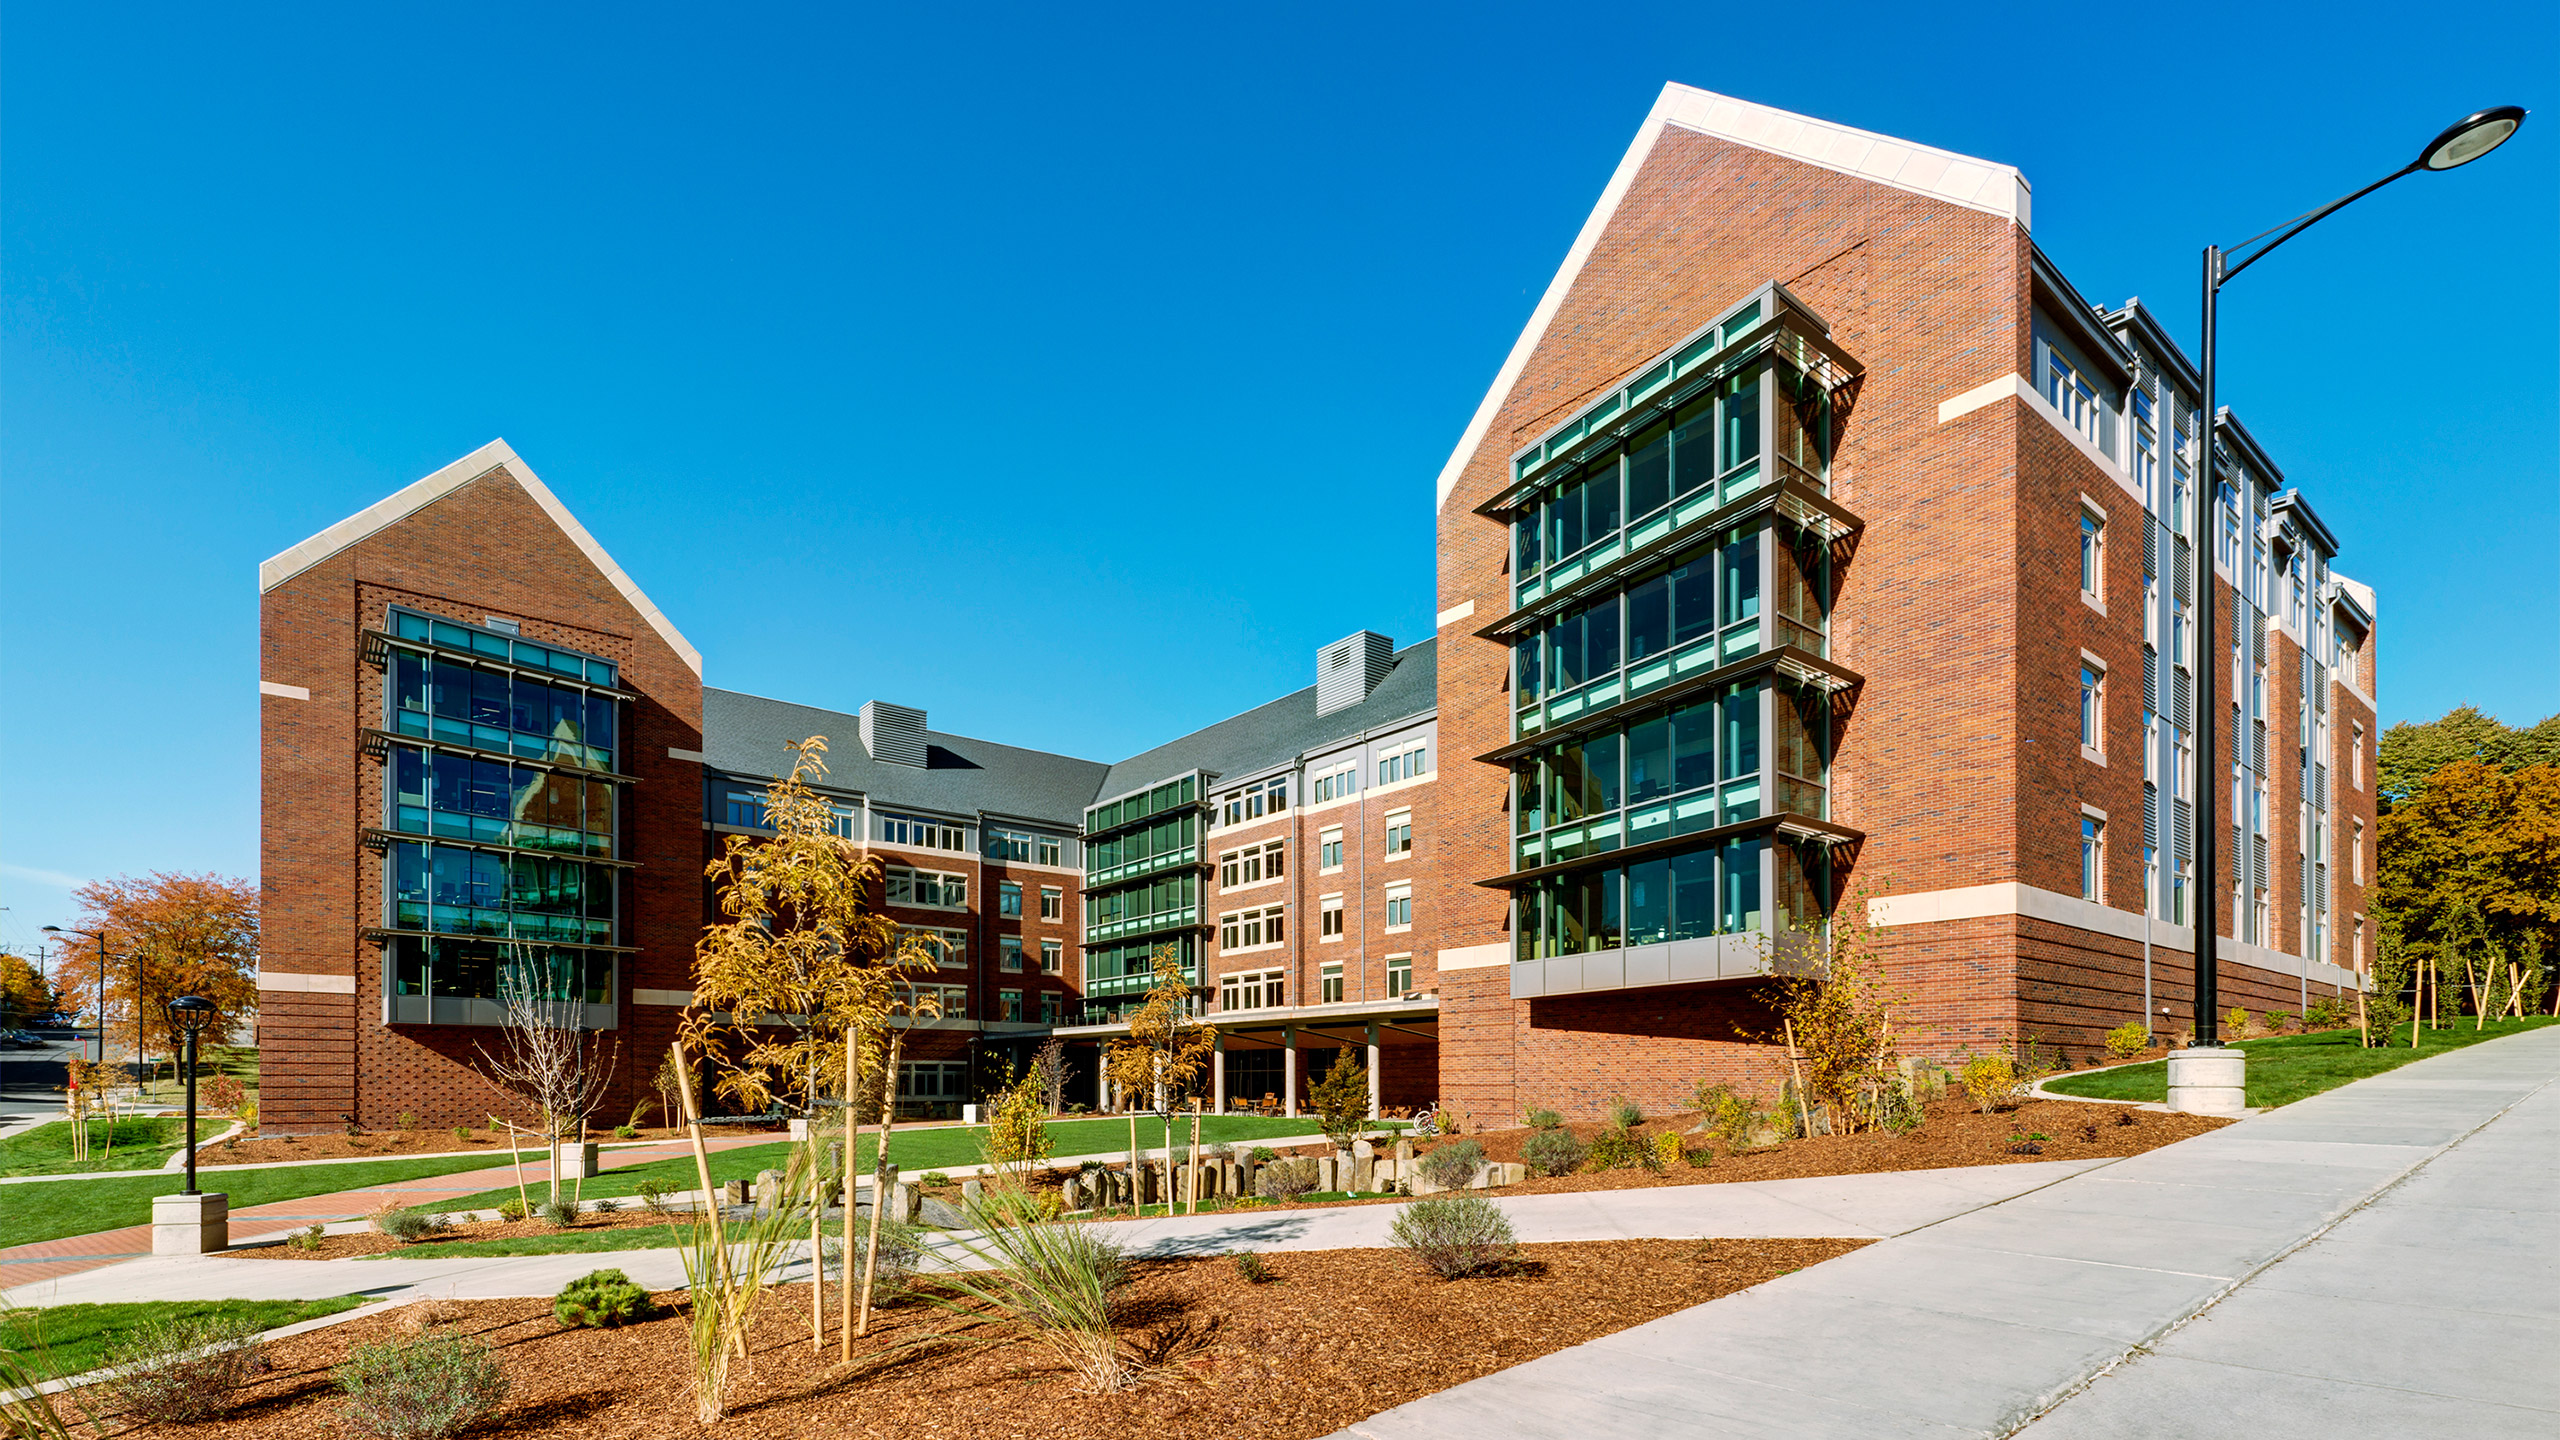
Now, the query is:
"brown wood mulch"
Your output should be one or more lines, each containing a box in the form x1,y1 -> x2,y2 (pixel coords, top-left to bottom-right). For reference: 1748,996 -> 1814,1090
223,1208 -> 686,1261
91,1238 -> 1867,1440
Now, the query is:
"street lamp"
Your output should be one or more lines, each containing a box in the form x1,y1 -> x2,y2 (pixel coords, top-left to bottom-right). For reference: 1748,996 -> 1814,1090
41,926 -> 110,1069
166,995 -> 219,1196
2178,106 -> 2524,1106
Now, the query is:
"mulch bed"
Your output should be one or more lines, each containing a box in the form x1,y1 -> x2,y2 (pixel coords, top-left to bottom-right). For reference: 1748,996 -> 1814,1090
86,1238 -> 1868,1439
1236,1096 -> 2230,1205
225,1207 -> 685,1261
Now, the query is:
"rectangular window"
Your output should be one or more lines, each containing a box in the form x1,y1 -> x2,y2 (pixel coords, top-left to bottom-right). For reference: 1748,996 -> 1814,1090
2080,665 -> 2105,754
2352,820 -> 2364,884
999,882 -> 1022,918
1319,828 -> 1344,871
1041,992 -> 1061,1024
2143,710 -> 2160,785
2080,511 -> 2105,597
1386,955 -> 1413,997
879,813 -> 967,852
1041,939 -> 1062,974
1310,763 -> 1359,805
2352,724 -> 2365,790
1384,811 -> 1413,856
2173,601 -> 2193,669
1218,905 -> 1286,952
897,1060 -> 969,1102
2043,340 -> 2113,454
1377,742 -> 1428,785
1319,895 -> 1345,940
1037,836 -> 1062,866
1039,887 -> 1062,921
2081,815 -> 2105,902
999,990 -> 1023,1023
1219,840 -> 1285,889
1218,967 -> 1287,1012
898,927 -> 968,971
1384,887 -> 1413,930
722,789 -> 766,829
987,828 -> 1033,862
886,867 -> 968,910
2143,844 -> 2160,919
1219,775 -> 1289,826
2132,391 -> 2158,511
1001,936 -> 1024,971
1320,961 -> 1344,1004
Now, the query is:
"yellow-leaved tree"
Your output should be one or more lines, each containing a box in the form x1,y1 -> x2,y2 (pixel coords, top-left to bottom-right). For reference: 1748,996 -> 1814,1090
677,737 -> 940,1415
1103,945 -> 1215,1206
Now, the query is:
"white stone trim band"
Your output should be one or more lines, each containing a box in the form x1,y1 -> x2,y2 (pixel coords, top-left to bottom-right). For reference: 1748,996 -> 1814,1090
259,680 -> 311,701
633,988 -> 695,1007
1869,882 -> 2364,990
256,971 -> 356,994
1434,942 -> 1511,972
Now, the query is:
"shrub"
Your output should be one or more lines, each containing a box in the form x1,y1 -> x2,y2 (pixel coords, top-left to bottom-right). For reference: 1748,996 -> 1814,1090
1700,1086 -> 1769,1150
1607,1095 -> 1644,1129
554,1268 -> 653,1328
538,1198 -> 579,1229
635,1179 -> 674,1219
612,1124 -> 639,1140
289,1223 -> 327,1251
1522,1106 -> 1563,1130
591,1197 -> 622,1215
1651,1131 -> 1684,1170
372,1205 -> 451,1243
1255,1157 -> 1321,1200
335,1329 -> 510,1440
398,1112 -> 419,1131
1389,1194 -> 1520,1279
450,1126 -> 472,1143
100,1313 -> 265,1425
2225,1005 -> 2252,1039
1520,1127 -> 1586,1177
1583,1127 -> 1661,1173
494,1198 -> 528,1223
1682,1142 -> 1713,1168
1958,1050 -> 2026,1113
1310,1051 -> 1371,1151
921,1171 -> 952,1187
2103,1022 -> 2152,1060
1247,1146 -> 1277,1163
2262,1010 -> 2292,1034
1231,1250 -> 1275,1284
2303,995 -> 2345,1029
1418,1140 -> 1484,1190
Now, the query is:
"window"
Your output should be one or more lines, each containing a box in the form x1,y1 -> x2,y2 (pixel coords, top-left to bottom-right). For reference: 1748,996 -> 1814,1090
2080,815 -> 2105,903
2352,820 -> 2364,884
2354,915 -> 2365,970
1219,840 -> 1285,890
1039,887 -> 1062,921
2041,339 -> 2114,455
912,982 -> 968,1017
2143,575 -> 2160,650
897,1060 -> 969,1102
1319,895 -> 1344,940
900,927 -> 967,970
2143,709 -> 2160,785
1319,828 -> 1344,871
879,812 -> 967,852
2172,862 -> 2190,926
1218,967 -> 1286,1012
2253,888 -> 2271,944
2172,601 -> 2193,669
2080,664 -> 2105,758
1383,810 -> 1413,857
2132,391 -> 2158,510
886,867 -> 967,909
1218,905 -> 1286,952
2218,483 -> 2241,571
1037,835 -> 1063,866
987,828 -> 1033,862
1386,955 -> 1413,997
1000,989 -> 1024,1023
999,882 -> 1022,918
2143,844 -> 2160,918
388,841 -> 618,948
1320,961 -> 1344,1004
2171,456 -> 2193,537
2351,724 -> 2365,790
1041,992 -> 1061,1024
1384,886 -> 1413,930
1310,763 -> 1359,805
1000,936 -> 1025,971
2079,510 -> 2106,599
1219,776 -> 1289,826
1377,742 -> 1428,785
2175,728 -> 2195,802
1041,939 -> 1062,975
2251,780 -> 2268,837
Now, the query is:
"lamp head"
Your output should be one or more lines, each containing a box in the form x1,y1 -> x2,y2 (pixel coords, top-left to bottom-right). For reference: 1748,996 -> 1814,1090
166,994 -> 217,1037
2419,106 -> 2526,171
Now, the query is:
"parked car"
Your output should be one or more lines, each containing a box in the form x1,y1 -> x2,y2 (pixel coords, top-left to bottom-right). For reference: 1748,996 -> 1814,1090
0,1030 -> 46,1049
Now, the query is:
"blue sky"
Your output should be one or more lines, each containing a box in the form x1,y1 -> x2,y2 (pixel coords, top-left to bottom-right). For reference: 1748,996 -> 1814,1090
3,1 -> 2553,950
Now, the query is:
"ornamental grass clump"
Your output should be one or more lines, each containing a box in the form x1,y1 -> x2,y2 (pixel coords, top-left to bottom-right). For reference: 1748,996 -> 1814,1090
538,1197 -> 580,1229
1606,1095 -> 1644,1129
1417,1139 -> 1484,1190
1389,1194 -> 1521,1279
100,1313 -> 266,1426
553,1267 -> 653,1328
371,1203 -> 451,1244
1255,1157 -> 1321,1200
929,1186 -> 1133,1393
1522,1106 -> 1563,1130
335,1329 -> 510,1440
1520,1126 -> 1585,1177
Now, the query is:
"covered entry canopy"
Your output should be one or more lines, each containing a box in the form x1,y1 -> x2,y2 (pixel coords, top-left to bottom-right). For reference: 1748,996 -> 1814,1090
1055,995 -> 1440,1119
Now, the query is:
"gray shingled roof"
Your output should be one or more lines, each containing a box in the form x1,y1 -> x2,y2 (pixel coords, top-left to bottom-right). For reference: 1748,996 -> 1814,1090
702,688 -> 1111,827
1095,640 -> 1437,801
703,636 -> 1437,827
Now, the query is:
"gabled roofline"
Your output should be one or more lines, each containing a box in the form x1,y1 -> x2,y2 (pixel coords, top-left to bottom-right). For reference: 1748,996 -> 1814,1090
2271,490 -> 2341,557
259,439 -> 702,675
2327,574 -> 2375,632
2029,246 -> 2135,384
1433,81 -> 2030,512
2104,298 -> 2204,397
2212,408 -> 2286,488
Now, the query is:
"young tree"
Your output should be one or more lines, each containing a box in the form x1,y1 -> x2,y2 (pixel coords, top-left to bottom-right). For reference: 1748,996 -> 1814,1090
1028,1036 -> 1069,1116
1309,1049 -> 1370,1152
1104,946 -> 1214,1203
1769,884 -> 1907,1132
475,946 -> 619,1204
55,872 -> 258,1071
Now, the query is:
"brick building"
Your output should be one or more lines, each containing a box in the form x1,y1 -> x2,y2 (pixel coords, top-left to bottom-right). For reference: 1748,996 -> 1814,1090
1424,83 -> 2378,1123
255,83 -> 2378,1131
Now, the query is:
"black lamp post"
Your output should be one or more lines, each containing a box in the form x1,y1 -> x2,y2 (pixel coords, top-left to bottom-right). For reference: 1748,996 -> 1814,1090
166,994 -> 218,1196
2187,106 -> 2524,1054
41,926 -> 110,1069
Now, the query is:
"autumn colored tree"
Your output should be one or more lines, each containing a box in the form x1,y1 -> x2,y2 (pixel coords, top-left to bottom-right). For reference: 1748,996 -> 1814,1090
2375,757 -> 2560,998
1104,945 -> 1215,1188
56,872 -> 258,1067
1770,884 -> 1908,1132
2379,705 -> 2560,811
0,950 -> 65,1028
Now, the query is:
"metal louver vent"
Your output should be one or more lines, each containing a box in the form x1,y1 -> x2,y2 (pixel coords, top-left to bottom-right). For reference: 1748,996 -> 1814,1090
2174,801 -> 2193,864
1315,631 -> 1396,716
2316,863 -> 2329,910
2175,538 -> 2193,599
2145,524 -> 2159,576
2317,763 -> 2330,807
859,701 -> 929,767
2252,720 -> 2266,772
2253,841 -> 2268,888
2144,784 -> 2159,846
2252,611 -> 2267,663
2145,649 -> 2159,706
2175,668 -> 2193,727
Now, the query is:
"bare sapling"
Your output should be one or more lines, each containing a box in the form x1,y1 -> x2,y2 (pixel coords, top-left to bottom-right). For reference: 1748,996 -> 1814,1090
477,947 -> 618,1206
1104,945 -> 1214,1214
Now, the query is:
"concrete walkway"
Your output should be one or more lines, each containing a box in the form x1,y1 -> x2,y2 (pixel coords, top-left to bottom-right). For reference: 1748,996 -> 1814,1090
1336,1024 -> 2560,1439
1,1158 -> 2105,1309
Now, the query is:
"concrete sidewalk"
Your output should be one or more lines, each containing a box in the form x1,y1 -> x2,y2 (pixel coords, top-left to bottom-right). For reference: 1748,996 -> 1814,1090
1336,1024 -> 2560,1440
0,1157 -> 2105,1309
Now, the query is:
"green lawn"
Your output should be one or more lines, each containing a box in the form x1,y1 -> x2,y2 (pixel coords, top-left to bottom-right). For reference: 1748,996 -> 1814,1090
362,1222 -> 695,1260
0,1118 -> 189,1177
434,1113 -> 1324,1215
2044,1016 -> 2560,1108
0,1154 -> 515,1251
2,1296 -> 368,1383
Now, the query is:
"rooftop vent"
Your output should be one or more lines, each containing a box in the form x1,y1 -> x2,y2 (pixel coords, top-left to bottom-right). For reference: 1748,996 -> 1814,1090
859,701 -> 927,766
1315,631 -> 1394,717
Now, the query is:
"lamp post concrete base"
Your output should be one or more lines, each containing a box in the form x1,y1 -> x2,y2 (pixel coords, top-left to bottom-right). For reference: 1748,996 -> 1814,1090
556,1142 -> 603,1179
151,1191 -> 228,1254
2167,1048 -> 2249,1116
